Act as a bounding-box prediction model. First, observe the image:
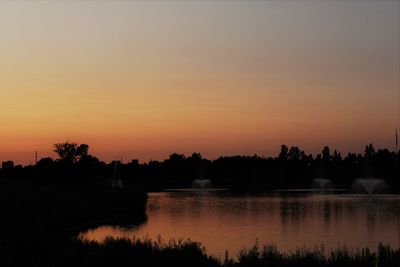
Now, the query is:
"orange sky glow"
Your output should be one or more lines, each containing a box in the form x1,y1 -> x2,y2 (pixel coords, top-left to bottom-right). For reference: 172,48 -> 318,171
0,1 -> 399,165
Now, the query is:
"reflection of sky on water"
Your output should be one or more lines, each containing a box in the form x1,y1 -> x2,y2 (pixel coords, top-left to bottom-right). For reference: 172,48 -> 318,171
81,191 -> 400,257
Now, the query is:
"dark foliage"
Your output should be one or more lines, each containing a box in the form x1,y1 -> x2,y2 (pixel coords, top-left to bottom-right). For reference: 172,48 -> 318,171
2,143 -> 399,191
4,237 -> 398,267
0,181 -> 147,267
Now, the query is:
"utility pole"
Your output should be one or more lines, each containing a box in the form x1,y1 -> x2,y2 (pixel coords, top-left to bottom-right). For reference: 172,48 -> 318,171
396,129 -> 398,168
35,151 -> 38,165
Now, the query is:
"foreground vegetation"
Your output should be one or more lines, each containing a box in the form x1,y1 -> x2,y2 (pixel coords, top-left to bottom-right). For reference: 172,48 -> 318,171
0,181 -> 147,267
4,237 -> 397,267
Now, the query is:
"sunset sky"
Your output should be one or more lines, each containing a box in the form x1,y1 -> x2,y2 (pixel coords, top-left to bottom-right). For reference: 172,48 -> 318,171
0,1 -> 399,165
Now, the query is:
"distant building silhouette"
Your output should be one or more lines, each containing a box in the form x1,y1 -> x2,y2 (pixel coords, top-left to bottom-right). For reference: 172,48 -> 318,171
2,161 -> 14,169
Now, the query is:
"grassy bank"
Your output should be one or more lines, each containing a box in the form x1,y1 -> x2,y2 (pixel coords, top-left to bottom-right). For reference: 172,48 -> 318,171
9,237 -> 397,267
0,180 -> 147,266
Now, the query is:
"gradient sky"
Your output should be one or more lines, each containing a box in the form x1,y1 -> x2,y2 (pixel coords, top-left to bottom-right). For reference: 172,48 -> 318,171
0,1 -> 399,165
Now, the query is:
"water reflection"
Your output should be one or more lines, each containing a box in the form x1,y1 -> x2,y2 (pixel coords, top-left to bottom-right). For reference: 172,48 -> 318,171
81,191 -> 400,257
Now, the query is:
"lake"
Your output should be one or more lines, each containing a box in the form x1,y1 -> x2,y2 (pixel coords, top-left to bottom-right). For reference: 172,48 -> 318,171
80,190 -> 400,258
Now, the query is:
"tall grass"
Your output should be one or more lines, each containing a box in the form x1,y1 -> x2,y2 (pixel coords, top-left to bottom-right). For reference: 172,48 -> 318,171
2,235 -> 399,266
57,237 -> 220,267
21,237 -> 396,267
234,242 -> 400,267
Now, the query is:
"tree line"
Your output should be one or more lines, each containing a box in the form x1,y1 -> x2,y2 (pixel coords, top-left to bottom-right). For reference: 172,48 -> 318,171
1,141 -> 399,190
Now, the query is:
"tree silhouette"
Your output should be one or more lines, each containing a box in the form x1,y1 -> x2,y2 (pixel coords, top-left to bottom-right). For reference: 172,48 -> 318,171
168,153 -> 186,162
332,150 -> 342,162
190,152 -> 202,161
288,146 -> 304,160
53,142 -> 78,163
53,142 -> 92,163
365,144 -> 376,158
76,144 -> 89,160
279,145 -> 289,160
322,146 -> 331,162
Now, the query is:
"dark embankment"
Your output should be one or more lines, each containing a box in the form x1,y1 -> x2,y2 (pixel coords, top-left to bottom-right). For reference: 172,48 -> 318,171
31,237 -> 400,267
0,180 -> 147,266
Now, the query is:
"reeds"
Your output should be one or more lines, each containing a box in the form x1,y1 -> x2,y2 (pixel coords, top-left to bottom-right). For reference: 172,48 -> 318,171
233,242 -> 399,267
2,236 -> 399,266
45,237 -> 400,267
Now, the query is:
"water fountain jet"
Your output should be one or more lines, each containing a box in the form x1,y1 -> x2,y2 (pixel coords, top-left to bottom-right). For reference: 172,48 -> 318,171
191,179 -> 213,189
313,178 -> 332,190
353,178 -> 386,196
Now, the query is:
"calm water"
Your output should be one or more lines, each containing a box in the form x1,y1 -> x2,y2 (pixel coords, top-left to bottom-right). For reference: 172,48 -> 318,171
81,190 -> 400,257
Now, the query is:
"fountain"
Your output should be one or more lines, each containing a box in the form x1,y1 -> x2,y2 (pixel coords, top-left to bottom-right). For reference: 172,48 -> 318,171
191,179 -> 213,189
313,178 -> 332,190
353,179 -> 386,196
